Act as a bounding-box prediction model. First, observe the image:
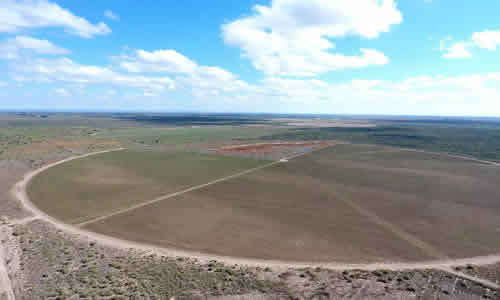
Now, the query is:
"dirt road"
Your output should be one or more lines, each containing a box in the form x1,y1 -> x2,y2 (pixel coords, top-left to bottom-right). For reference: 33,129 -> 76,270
0,226 -> 16,300
77,146 -> 328,227
10,147 -> 500,290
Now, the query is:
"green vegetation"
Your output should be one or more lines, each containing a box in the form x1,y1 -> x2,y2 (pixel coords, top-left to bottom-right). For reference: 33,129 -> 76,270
20,222 -> 287,299
104,125 -> 286,146
0,113 -> 284,167
7,113 -> 500,299
28,150 -> 269,224
261,122 -> 500,161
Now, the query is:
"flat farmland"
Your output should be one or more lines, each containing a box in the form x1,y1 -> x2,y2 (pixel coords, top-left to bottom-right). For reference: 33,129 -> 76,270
28,150 -> 268,224
29,143 -> 500,263
82,144 -> 500,263
84,172 -> 434,262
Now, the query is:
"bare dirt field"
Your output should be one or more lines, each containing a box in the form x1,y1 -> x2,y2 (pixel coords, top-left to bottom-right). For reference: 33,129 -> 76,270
215,141 -> 331,153
200,140 -> 338,161
27,150 -> 267,224
71,143 -> 500,264
4,114 -> 500,299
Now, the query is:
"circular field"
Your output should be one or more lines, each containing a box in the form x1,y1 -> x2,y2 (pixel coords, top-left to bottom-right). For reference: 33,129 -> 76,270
27,144 -> 500,263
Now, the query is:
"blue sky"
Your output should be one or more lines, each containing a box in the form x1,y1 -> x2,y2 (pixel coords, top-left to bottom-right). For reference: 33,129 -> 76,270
1,0 -> 500,116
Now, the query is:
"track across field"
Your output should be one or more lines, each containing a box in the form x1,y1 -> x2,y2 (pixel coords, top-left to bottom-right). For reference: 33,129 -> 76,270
27,143 -> 500,264
27,150 -> 268,224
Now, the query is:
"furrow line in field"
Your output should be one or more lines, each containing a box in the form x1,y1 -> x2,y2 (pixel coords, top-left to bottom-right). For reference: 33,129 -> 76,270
77,146 -> 330,227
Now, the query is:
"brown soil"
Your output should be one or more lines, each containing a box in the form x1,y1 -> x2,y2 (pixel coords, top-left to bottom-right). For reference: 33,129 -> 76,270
27,150 -> 266,225
9,219 -> 499,299
456,263 -> 500,286
83,144 -> 500,264
0,160 -> 32,220
7,142 -> 500,299
215,141 -> 332,154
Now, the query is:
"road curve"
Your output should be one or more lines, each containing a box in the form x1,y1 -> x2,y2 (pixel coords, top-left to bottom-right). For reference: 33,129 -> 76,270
10,147 -> 500,288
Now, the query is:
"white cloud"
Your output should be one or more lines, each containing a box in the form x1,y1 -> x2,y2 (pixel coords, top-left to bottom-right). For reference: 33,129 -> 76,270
187,66 -> 248,92
0,35 -> 69,59
179,66 -> 251,99
12,57 -> 175,91
7,45 -> 249,99
276,73 -> 500,104
142,90 -> 157,97
120,49 -> 250,95
253,77 -> 331,103
240,72 -> 500,115
472,29 -> 500,50
121,49 -> 197,74
391,74 -> 494,91
54,87 -> 70,96
104,10 -> 119,21
441,28 -> 500,59
488,73 -> 500,81
6,45 -> 500,115
442,42 -> 472,59
350,79 -> 382,89
222,0 -> 401,76
0,0 -> 111,38
0,81 -> 7,87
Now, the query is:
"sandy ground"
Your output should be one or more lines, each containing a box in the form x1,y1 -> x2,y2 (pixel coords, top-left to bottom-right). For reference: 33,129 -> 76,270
0,227 -> 15,300
1,116 -> 497,298
198,140 -> 339,161
76,147 -> 327,228
0,160 -> 31,220
0,145 -> 497,298
6,146 -> 500,292
215,141 -> 332,153
9,218 -> 498,299
80,145 -> 500,263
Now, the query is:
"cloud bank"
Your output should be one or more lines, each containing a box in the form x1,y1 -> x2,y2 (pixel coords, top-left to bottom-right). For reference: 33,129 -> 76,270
0,0 -> 110,38
222,0 -> 401,76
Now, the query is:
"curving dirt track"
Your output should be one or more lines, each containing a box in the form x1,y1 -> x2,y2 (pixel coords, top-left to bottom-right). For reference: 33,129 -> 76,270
10,146 -> 500,290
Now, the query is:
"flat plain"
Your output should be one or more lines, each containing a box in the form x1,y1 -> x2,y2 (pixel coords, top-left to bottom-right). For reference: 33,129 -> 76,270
5,113 -> 500,299
28,150 -> 268,224
77,143 -> 500,263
